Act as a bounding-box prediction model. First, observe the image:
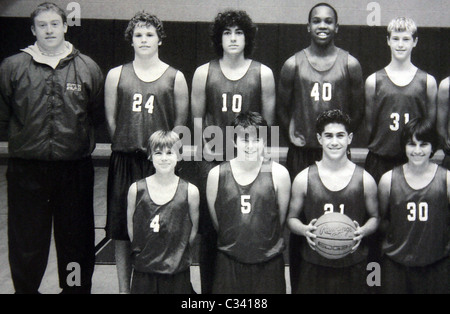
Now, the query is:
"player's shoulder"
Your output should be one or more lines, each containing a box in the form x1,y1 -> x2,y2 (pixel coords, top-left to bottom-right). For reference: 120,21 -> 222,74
378,170 -> 394,189
106,65 -> 123,79
0,51 -> 32,71
439,76 -> 450,90
271,161 -> 290,178
187,180 -> 200,197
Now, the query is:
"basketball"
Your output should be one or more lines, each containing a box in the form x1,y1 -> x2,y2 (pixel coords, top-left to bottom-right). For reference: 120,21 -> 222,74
313,212 -> 357,259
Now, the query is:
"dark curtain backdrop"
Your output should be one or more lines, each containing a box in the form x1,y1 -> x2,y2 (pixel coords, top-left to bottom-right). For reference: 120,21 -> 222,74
1,17 -> 449,148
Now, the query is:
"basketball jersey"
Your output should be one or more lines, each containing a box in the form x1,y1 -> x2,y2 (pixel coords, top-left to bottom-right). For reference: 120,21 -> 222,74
131,178 -> 192,274
203,59 -> 262,160
368,69 -> 428,158
301,164 -> 368,268
291,48 -> 352,149
215,160 -> 284,263
383,166 -> 450,267
112,63 -> 178,153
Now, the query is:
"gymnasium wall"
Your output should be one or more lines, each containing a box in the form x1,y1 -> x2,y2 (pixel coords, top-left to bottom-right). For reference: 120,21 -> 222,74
0,0 -> 449,148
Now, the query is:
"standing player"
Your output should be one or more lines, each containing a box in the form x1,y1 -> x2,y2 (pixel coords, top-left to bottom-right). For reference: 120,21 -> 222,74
378,118 -> 450,294
0,2 -> 104,293
191,10 -> 276,294
365,17 -> 438,183
127,131 -> 199,294
288,110 -> 379,294
437,76 -> 450,169
206,112 -> 291,294
277,2 -> 364,291
104,12 -> 189,294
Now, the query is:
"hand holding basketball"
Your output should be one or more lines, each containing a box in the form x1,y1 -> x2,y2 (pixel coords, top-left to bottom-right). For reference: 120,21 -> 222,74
305,218 -> 318,250
352,220 -> 363,253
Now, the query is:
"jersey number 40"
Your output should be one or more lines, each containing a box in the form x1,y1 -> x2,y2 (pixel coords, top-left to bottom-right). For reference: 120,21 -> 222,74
311,82 -> 332,102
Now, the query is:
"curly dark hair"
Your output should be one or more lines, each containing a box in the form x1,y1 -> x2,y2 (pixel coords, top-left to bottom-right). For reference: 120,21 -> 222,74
124,11 -> 166,43
315,109 -> 351,135
210,10 -> 257,57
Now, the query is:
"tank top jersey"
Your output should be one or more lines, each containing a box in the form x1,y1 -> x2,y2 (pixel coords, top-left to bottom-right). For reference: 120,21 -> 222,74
215,160 -> 284,264
301,164 -> 369,268
131,178 -> 192,274
203,59 -> 262,159
368,69 -> 428,158
291,48 -> 351,149
112,63 -> 178,153
383,166 -> 450,267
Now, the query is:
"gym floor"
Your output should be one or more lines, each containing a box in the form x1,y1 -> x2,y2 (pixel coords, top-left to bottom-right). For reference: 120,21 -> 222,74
0,165 -> 291,294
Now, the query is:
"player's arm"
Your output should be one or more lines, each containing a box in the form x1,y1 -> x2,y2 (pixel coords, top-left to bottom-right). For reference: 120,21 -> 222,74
347,55 -> 365,133
104,66 -> 122,139
276,56 -> 296,139
353,171 -> 380,251
260,64 -> 276,126
271,162 -> 291,227
287,168 -> 317,249
0,59 -> 12,138
425,74 -> 438,125
364,73 -> 377,136
126,182 -> 138,242
377,170 -> 393,236
173,70 -> 189,128
191,63 -> 209,143
446,170 -> 450,204
437,78 -> 450,150
206,165 -> 220,231
187,183 -> 200,247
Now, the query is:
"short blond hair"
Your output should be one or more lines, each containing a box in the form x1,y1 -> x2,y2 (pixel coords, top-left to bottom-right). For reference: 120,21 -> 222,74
146,130 -> 182,158
387,17 -> 418,39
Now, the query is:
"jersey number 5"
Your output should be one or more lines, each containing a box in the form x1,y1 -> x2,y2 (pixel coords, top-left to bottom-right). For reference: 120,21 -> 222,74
241,195 -> 251,214
133,93 -> 155,113
311,82 -> 332,102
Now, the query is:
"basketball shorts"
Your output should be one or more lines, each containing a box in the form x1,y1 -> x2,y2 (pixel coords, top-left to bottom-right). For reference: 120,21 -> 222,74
212,252 -> 286,294
294,260 -> 368,294
106,151 -> 155,240
364,151 -> 407,184
286,145 -> 323,182
131,268 -> 193,294
380,256 -> 450,294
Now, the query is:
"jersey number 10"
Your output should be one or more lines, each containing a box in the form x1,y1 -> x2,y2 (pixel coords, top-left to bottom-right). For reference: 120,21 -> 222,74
311,82 -> 332,102
222,93 -> 243,113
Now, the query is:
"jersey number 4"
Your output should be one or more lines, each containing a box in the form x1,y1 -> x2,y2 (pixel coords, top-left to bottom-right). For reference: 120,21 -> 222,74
150,215 -> 160,232
133,93 -> 155,113
311,82 -> 332,102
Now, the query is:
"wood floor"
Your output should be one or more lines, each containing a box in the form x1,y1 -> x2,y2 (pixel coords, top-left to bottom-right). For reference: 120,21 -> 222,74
0,165 -> 290,294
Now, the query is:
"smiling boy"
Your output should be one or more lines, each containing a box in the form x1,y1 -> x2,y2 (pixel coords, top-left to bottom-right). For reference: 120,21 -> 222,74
104,12 -> 189,293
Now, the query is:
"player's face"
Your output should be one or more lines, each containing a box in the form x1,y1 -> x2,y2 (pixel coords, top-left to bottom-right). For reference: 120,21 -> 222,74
31,10 -> 67,53
235,131 -> 265,161
308,6 -> 338,46
387,31 -> 418,61
405,136 -> 432,166
222,25 -> 246,56
132,24 -> 161,56
151,146 -> 178,174
317,123 -> 352,159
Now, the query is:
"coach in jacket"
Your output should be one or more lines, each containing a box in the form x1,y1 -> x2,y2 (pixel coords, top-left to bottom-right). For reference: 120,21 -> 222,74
0,2 -> 104,294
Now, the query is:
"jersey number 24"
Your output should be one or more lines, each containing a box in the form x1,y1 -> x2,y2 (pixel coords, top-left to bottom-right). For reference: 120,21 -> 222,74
133,93 -> 155,113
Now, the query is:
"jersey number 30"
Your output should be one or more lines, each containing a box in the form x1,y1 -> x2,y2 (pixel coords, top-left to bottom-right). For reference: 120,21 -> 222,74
133,93 -> 155,113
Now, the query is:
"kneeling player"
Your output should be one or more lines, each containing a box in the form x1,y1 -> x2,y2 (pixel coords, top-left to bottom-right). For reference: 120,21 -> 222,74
378,118 -> 450,294
288,109 -> 379,294
206,111 -> 291,294
127,131 -> 199,294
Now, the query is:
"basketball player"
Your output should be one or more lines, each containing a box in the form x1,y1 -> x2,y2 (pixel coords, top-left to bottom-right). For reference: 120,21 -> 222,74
206,112 -> 291,294
365,17 -> 438,184
288,110 -> 379,294
127,131 -> 199,294
277,2 -> 364,292
437,77 -> 450,169
191,10 -> 276,293
104,12 -> 189,293
378,118 -> 450,294
0,2 -> 104,293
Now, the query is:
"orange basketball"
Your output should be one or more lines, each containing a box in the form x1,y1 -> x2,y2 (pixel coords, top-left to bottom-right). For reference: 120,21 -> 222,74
313,212 -> 357,259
